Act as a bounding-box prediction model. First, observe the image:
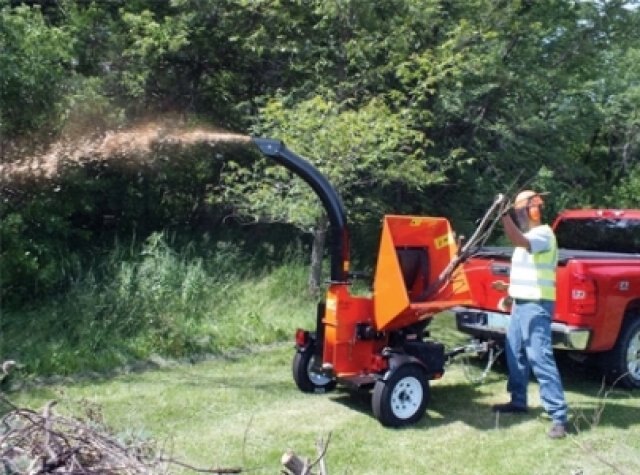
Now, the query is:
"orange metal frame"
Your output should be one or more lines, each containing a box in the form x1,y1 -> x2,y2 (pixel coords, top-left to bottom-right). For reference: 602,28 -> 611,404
321,215 -> 473,378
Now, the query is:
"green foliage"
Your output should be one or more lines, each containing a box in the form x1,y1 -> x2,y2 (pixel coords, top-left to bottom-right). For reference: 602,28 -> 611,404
608,163 -> 640,207
388,0 -> 640,232
0,2 -> 74,135
223,95 -> 436,232
0,139 -> 245,306
118,9 -> 189,99
0,171 -> 89,305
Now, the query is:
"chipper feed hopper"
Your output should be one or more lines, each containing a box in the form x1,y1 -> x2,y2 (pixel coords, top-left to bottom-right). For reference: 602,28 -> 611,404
253,138 -> 485,427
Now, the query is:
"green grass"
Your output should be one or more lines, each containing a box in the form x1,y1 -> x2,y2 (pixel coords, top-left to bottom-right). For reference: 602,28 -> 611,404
3,240 -> 640,474
8,316 -> 640,475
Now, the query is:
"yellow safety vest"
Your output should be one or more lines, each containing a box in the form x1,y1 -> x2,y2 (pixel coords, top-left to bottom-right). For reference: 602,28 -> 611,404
508,225 -> 558,301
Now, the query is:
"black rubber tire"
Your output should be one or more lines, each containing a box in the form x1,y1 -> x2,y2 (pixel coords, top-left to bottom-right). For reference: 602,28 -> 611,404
603,314 -> 640,389
599,313 -> 640,389
292,346 -> 336,393
372,364 -> 429,427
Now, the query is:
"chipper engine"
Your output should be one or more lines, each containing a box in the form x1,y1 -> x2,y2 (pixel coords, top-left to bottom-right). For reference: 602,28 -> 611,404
253,137 -> 502,427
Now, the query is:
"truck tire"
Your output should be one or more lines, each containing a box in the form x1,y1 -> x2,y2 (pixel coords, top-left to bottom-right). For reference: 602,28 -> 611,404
372,364 -> 429,427
603,314 -> 640,389
292,345 -> 336,393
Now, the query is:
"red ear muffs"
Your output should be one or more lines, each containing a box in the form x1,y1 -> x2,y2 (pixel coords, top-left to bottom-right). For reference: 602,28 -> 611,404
528,204 -> 541,221
526,196 -> 544,221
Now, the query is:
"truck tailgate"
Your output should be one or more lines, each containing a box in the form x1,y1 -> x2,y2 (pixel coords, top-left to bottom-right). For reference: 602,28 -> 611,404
463,247 -> 513,313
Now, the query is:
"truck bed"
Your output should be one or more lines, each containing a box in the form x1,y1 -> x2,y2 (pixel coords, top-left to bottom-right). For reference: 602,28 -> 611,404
471,246 -> 640,263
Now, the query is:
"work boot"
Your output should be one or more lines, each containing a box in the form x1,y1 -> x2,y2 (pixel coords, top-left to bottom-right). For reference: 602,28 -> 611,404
547,423 -> 567,439
491,402 -> 528,414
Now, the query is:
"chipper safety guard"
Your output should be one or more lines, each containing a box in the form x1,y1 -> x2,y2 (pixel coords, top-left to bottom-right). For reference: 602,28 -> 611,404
253,137 -> 502,427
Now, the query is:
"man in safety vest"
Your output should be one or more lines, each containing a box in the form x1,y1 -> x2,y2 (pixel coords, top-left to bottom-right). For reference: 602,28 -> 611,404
492,190 -> 569,439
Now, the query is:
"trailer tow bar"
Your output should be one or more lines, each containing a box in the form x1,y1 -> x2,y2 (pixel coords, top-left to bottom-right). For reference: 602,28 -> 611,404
445,339 -> 504,384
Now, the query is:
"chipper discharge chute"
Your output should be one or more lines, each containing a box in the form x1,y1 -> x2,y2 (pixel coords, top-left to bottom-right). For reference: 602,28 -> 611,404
252,137 -> 499,427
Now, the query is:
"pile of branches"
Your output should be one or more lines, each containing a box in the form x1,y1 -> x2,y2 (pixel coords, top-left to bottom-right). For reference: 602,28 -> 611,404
0,398 -> 170,474
0,358 -> 328,475
0,395 -> 331,475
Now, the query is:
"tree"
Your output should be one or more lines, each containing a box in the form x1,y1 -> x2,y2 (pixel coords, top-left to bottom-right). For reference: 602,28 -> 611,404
0,3 -> 73,137
221,95 -> 439,294
392,0 -> 640,223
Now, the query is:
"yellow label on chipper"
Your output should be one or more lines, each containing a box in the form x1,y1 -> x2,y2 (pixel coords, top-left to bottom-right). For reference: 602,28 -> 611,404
435,233 -> 450,249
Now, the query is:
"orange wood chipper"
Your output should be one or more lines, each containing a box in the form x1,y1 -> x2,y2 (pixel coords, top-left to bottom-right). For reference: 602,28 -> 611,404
253,138 -> 503,427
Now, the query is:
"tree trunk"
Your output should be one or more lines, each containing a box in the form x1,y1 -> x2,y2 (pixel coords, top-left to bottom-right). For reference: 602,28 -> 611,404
308,214 -> 328,297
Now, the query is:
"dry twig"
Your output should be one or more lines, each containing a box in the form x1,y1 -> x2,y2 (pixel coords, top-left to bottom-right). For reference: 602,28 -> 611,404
570,374 -> 632,475
0,393 -> 243,474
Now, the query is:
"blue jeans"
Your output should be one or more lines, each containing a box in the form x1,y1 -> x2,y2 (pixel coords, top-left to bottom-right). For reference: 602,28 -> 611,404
506,299 -> 568,424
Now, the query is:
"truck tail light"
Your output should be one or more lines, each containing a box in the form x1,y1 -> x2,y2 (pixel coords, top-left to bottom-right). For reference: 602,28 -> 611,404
570,274 -> 597,315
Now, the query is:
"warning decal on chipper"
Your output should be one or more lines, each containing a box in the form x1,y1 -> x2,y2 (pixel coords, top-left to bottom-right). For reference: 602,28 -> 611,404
435,233 -> 450,249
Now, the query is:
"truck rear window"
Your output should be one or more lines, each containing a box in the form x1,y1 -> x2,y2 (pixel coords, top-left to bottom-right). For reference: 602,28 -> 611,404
555,218 -> 640,254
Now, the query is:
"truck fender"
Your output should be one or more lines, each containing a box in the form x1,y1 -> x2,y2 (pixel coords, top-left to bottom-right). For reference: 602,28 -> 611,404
601,300 -> 640,351
625,300 -> 640,320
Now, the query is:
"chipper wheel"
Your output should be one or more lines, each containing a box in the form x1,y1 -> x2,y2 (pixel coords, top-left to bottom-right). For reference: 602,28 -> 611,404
292,344 -> 336,394
372,364 -> 429,427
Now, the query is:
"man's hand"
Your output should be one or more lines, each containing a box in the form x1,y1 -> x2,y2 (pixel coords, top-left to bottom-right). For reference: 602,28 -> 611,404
502,210 -> 531,250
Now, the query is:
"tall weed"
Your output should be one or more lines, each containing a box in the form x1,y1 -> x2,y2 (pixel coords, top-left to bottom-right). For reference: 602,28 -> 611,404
1,233 -> 315,376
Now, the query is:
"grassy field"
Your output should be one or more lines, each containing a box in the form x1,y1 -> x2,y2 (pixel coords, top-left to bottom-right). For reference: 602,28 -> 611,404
9,315 -> 640,475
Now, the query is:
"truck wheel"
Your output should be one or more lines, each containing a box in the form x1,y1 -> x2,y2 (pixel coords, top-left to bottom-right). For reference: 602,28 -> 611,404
372,364 -> 429,427
604,315 -> 640,389
292,346 -> 336,393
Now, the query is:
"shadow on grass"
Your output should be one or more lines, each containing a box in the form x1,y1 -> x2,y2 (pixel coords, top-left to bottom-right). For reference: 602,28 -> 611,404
328,382 -> 541,432
328,354 -> 639,434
